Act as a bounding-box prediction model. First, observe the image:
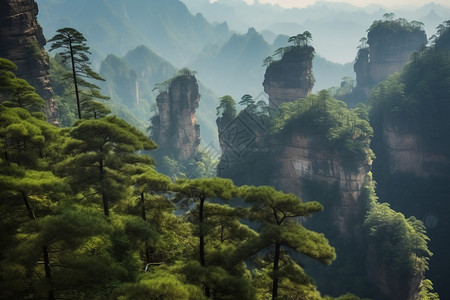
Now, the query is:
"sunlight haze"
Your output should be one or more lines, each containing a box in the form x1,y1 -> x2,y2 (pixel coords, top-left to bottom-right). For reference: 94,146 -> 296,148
213,0 -> 450,8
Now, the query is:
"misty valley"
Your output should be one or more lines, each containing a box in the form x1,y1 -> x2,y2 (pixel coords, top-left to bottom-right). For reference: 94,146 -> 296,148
1,0 -> 450,299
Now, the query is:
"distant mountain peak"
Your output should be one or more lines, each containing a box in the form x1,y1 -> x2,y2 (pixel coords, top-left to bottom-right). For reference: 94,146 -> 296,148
247,27 -> 257,34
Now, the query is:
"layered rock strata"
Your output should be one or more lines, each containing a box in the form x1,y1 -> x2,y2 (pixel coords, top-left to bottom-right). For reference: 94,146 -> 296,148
353,24 -> 427,99
152,74 -> 200,161
0,0 -> 58,124
270,133 -> 371,234
263,47 -> 314,108
379,113 -> 450,177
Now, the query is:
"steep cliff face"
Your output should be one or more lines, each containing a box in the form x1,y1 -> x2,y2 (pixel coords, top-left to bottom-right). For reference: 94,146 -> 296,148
263,47 -> 314,108
380,113 -> 450,177
217,87 -> 434,298
271,133 -> 371,234
0,0 -> 57,123
152,74 -> 200,161
353,19 -> 427,100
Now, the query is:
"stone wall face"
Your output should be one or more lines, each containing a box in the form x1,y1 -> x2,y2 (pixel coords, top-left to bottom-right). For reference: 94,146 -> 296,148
153,75 -> 200,161
353,27 -> 427,100
263,49 -> 314,108
0,0 -> 58,124
270,133 -> 371,234
380,113 -> 450,177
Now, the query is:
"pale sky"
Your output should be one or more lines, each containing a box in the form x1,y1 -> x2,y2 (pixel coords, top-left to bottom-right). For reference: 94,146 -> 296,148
214,0 -> 450,8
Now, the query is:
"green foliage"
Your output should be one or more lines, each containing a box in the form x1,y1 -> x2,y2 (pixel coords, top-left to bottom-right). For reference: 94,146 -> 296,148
239,94 -> 255,107
49,55 -> 77,126
0,58 -> 45,113
432,20 -> 450,49
288,31 -> 313,47
173,178 -> 261,298
328,76 -> 355,99
239,185 -> 336,299
4,69 -> 431,299
361,176 -> 436,298
155,150 -> 218,180
366,202 -> 431,276
49,27 -> 110,120
263,32 -> 315,68
418,279 -> 440,300
27,39 -> 49,62
114,269 -> 206,300
370,21 -> 450,155
368,16 -> 425,37
323,293 -> 368,300
271,90 -> 374,167
0,105 -> 58,168
57,116 -> 156,216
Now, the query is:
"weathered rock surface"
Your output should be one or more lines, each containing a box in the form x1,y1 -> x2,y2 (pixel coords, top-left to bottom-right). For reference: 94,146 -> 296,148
354,26 -> 427,99
0,0 -> 58,123
152,74 -> 200,161
263,48 -> 314,108
271,133 -> 371,234
379,113 -> 450,177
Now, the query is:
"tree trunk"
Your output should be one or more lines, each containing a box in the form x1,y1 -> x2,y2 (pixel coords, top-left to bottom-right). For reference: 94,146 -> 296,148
272,242 -> 281,300
140,192 -> 147,221
3,135 -> 9,164
198,197 -> 210,297
69,36 -> 82,120
199,197 -> 206,267
99,159 -> 109,217
43,245 -> 55,300
140,192 -> 150,263
22,191 -> 36,220
102,193 -> 109,217
22,192 -> 54,299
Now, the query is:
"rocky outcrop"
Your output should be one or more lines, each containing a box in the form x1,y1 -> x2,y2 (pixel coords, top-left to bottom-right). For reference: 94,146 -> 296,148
0,0 -> 58,124
217,108 -> 271,186
263,47 -> 314,108
379,113 -> 450,177
271,133 -> 371,234
216,106 -> 376,296
353,20 -> 427,100
152,74 -> 200,161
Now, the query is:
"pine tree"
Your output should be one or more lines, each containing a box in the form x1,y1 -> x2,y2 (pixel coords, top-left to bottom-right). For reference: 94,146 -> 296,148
57,116 -> 157,217
239,185 -> 336,299
48,28 -> 109,119
0,105 -> 65,300
0,58 -> 44,113
126,165 -> 173,264
174,177 -> 241,297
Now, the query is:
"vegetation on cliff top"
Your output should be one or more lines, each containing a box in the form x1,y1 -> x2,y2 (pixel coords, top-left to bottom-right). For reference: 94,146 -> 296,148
370,20 -> 450,152
368,13 -> 425,36
271,90 -> 374,166
263,31 -> 315,69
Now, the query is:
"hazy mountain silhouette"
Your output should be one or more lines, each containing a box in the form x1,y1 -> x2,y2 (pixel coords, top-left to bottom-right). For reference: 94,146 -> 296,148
99,45 -> 219,145
184,0 -> 450,64
192,27 -> 272,101
36,0 -> 444,145
36,0 -> 231,68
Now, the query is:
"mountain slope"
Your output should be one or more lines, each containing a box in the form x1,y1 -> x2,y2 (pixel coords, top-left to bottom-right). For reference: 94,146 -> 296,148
36,0 -> 231,67
99,45 -> 219,145
193,27 -> 272,100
